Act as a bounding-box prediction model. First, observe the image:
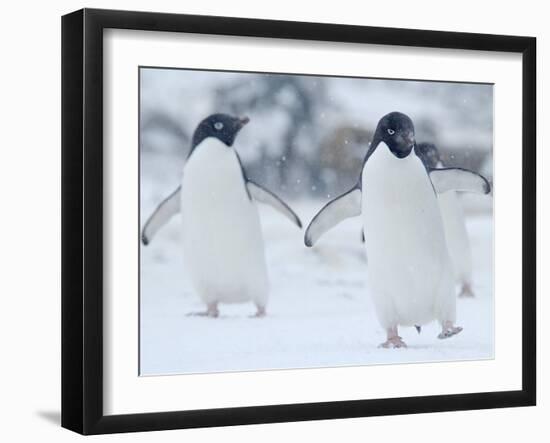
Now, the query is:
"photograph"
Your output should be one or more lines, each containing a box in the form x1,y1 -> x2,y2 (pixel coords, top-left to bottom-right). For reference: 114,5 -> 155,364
139,67 -> 494,376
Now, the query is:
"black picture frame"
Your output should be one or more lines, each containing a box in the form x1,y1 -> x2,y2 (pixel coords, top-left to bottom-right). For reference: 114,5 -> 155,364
61,8 -> 536,435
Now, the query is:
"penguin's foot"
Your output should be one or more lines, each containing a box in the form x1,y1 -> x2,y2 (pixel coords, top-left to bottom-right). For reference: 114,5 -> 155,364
438,322 -> 463,339
186,310 -> 219,318
379,328 -> 407,348
250,305 -> 266,318
187,303 -> 219,318
379,336 -> 407,349
458,282 -> 475,298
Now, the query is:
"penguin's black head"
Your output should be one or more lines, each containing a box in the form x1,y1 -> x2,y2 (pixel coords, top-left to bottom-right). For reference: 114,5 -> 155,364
191,113 -> 249,148
372,112 -> 416,159
415,142 -> 441,169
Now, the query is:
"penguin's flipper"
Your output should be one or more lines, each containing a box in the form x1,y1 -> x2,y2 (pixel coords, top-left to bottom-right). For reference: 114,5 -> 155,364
429,168 -> 491,195
246,180 -> 302,228
141,186 -> 181,245
304,186 -> 362,247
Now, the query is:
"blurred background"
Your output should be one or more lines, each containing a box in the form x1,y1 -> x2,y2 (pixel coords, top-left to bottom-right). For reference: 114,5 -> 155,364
140,68 -> 493,203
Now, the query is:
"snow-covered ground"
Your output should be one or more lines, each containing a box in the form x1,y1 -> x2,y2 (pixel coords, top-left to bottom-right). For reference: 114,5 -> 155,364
139,187 -> 494,376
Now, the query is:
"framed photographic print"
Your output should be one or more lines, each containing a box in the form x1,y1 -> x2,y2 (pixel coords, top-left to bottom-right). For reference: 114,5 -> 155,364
61,8 -> 536,435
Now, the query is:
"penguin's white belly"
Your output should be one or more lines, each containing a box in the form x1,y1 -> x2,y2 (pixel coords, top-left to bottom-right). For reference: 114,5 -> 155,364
438,191 -> 472,284
180,139 -> 268,305
362,146 -> 455,328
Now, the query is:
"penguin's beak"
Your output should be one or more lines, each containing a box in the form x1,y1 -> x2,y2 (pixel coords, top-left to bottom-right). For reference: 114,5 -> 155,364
237,116 -> 250,128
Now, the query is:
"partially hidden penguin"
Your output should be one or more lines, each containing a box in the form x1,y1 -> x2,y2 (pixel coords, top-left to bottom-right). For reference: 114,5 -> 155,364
141,114 -> 302,318
304,112 -> 491,348
416,142 -> 477,298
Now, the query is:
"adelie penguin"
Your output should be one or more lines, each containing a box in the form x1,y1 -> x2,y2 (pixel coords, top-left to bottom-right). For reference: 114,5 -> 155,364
416,142 -> 476,298
142,114 -> 302,318
304,112 -> 491,348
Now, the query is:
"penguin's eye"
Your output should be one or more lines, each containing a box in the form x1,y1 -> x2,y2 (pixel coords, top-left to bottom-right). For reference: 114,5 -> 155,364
214,122 -> 224,130
387,128 -> 395,135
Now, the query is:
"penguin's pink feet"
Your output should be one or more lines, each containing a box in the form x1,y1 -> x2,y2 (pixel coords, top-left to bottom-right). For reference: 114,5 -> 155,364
379,336 -> 407,348
438,321 -> 463,339
250,305 -> 266,318
458,282 -> 475,298
187,302 -> 219,318
379,327 -> 407,349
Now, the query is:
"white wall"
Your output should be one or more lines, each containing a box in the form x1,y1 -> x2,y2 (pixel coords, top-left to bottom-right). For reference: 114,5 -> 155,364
0,1 -> 545,441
